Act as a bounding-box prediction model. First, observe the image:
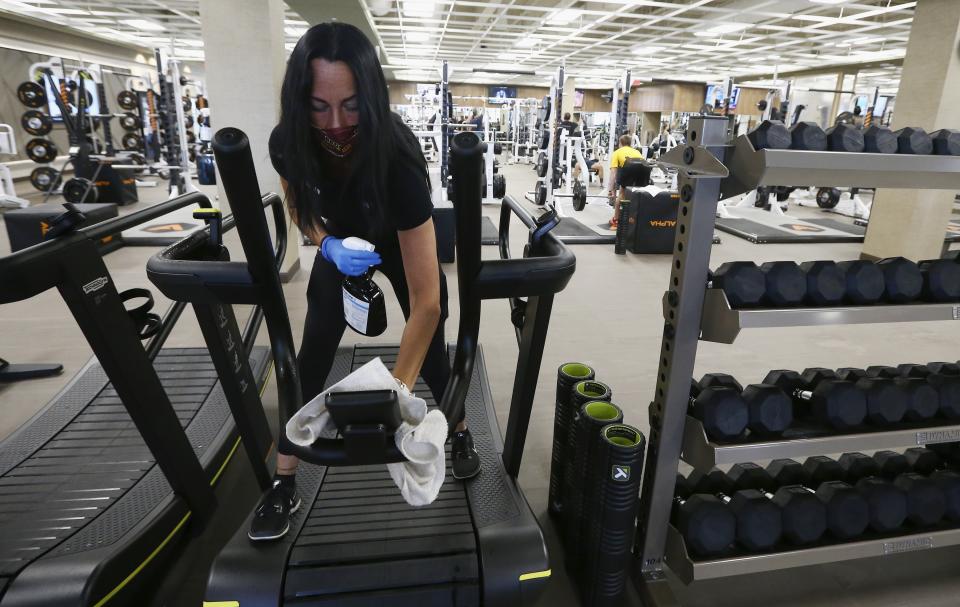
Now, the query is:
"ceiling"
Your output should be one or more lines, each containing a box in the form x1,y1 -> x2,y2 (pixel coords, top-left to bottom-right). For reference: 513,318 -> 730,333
0,0 -> 913,91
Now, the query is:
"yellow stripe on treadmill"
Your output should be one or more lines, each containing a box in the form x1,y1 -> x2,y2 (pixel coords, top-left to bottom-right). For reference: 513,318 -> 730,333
203,602 -> 240,607
519,569 -> 551,581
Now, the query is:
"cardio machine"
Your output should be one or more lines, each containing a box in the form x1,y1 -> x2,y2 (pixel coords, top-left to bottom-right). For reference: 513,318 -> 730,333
146,128 -> 576,606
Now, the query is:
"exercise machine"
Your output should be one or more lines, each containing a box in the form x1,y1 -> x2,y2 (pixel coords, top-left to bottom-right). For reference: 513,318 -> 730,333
160,127 -> 574,606
0,125 -> 29,209
0,191 -> 285,606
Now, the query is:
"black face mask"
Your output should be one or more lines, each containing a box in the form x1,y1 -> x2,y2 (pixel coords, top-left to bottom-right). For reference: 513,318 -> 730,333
342,270 -> 387,337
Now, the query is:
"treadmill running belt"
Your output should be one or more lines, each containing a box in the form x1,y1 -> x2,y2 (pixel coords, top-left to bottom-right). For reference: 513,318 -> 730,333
282,345 -> 481,607
0,347 -> 270,605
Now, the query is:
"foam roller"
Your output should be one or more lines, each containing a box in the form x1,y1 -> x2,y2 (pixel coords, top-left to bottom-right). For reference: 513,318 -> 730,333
549,363 -> 595,517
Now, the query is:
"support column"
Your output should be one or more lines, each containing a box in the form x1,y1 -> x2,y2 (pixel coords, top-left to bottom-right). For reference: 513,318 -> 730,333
862,0 -> 960,261
199,0 -> 300,280
562,75 -> 576,120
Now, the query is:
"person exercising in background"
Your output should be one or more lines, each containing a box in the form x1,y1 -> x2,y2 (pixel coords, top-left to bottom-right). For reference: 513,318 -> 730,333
253,21 -> 482,542
558,112 -> 577,137
607,133 -> 642,229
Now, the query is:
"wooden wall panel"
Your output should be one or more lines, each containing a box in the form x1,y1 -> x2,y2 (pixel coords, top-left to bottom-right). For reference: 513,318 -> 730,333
672,83 -> 707,113
580,90 -> 610,112
629,84 -> 674,112
733,86 -> 768,116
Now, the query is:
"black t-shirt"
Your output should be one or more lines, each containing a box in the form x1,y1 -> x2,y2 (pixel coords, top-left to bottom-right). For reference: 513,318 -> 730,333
268,124 -> 433,247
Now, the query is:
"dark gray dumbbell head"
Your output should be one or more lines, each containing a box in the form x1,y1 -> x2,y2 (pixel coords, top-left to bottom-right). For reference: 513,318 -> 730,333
686,467 -> 732,495
865,365 -> 899,378
898,377 -> 940,421
862,125 -> 898,154
698,372 -> 743,392
855,377 -> 907,425
897,363 -> 931,378
760,261 -> 807,306
742,383 -> 793,435
927,362 -> 960,376
836,367 -> 868,382
838,452 -> 879,483
676,494 -> 736,556
763,369 -> 803,393
875,450 -> 911,479
816,480 -> 870,539
772,486 -> 827,545
748,120 -> 791,150
713,261 -> 766,308
801,367 -> 837,386
729,462 -> 776,492
931,470 -> 960,521
730,489 -> 783,551
931,129 -> 960,156
905,447 -> 943,475
803,456 -> 844,488
928,443 -> 960,465
800,260 -> 845,305
813,379 -> 868,429
930,374 -> 960,419
894,472 -> 947,526
877,257 -> 923,303
691,387 -> 748,441
836,260 -> 885,304
918,259 -> 960,302
825,123 -> 865,152
676,473 -> 693,499
789,121 -> 827,150
895,127 -> 933,155
856,477 -> 907,532
767,458 -> 805,486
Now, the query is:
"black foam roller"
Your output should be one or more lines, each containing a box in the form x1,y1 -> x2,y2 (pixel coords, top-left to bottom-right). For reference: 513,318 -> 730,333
549,363 -> 595,518
580,424 -> 646,606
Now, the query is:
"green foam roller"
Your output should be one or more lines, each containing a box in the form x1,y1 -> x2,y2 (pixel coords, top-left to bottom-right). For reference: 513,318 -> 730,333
550,363 -> 595,518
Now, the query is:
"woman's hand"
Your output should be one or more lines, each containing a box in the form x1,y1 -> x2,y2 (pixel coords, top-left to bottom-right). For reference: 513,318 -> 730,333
393,219 -> 442,389
321,237 -> 382,276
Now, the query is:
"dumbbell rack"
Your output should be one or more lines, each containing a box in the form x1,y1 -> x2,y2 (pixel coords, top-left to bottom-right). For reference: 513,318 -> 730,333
632,115 -> 960,605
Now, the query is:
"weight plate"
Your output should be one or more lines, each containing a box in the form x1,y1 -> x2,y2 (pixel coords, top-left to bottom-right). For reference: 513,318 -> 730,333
572,180 -> 586,211
29,167 -> 61,191
119,112 -> 139,130
536,183 -> 547,206
536,152 -> 548,177
816,187 -> 841,209
182,97 -> 192,112
189,148 -> 197,162
186,130 -> 196,143
184,114 -> 194,128
65,79 -> 77,92
117,90 -> 138,110
25,138 -> 58,163
121,132 -> 143,150
21,110 -> 52,136
493,174 -> 506,199
17,81 -> 46,108
62,177 -> 98,204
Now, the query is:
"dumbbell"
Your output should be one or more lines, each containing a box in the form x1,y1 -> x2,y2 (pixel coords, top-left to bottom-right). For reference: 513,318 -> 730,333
728,462 -> 825,545
760,261 -> 807,306
788,122 -> 827,151
736,460 -> 867,541
689,377 -> 748,441
747,120 -> 791,150
800,261 -> 846,306
710,262 -> 765,308
895,127 -> 933,155
847,366 -> 940,422
764,368 -> 866,430
931,129 -> 960,156
898,363 -> 960,419
898,447 -> 960,522
839,452 -> 880,482
873,450 -> 947,526
673,473 -> 736,556
684,469 -> 782,552
825,123 -> 865,152
833,368 -> 907,425
876,257 -> 923,303
917,258 -> 960,302
831,451 -> 909,532
863,125 -> 898,154
836,260 -> 885,304
695,374 -> 793,438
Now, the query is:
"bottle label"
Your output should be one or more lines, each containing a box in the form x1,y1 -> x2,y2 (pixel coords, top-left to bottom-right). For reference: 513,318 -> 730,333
343,286 -> 370,334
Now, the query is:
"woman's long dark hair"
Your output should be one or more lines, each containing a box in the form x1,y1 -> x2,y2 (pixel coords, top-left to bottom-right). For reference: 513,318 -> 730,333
277,22 -> 427,239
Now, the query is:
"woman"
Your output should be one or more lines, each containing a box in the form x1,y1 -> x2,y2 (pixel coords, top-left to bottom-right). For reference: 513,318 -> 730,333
250,22 -> 480,542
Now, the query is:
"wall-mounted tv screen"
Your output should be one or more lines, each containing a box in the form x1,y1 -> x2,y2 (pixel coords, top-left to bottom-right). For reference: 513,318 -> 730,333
489,86 -> 516,103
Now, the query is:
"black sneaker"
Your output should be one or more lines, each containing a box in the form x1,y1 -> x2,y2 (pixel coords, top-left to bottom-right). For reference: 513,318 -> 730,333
452,429 -> 481,480
248,480 -> 301,541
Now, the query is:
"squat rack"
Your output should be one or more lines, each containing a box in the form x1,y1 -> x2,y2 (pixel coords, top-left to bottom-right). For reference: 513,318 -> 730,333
632,114 -> 960,605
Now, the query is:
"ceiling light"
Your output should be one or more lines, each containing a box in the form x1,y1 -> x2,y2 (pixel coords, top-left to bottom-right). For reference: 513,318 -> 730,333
174,49 -> 204,59
49,8 -> 89,15
121,19 -> 166,31
694,22 -> 748,37
180,39 -> 204,47
809,0 -> 847,4
393,58 -> 437,68
285,26 -> 307,36
547,8 -> 582,25
402,0 -> 436,17
498,52 -> 521,61
515,37 -> 541,48
597,59 -> 617,66
632,45 -> 664,55
404,31 -> 431,42
405,46 -> 436,56
88,10 -> 127,16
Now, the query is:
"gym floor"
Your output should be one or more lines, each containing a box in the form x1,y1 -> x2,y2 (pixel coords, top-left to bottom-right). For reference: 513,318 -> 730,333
1,161 -> 959,607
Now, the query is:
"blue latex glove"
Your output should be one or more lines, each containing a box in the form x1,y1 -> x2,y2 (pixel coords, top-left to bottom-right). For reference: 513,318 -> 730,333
321,236 -> 382,276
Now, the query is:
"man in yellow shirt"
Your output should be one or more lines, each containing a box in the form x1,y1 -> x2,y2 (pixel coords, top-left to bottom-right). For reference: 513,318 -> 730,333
607,134 -> 642,228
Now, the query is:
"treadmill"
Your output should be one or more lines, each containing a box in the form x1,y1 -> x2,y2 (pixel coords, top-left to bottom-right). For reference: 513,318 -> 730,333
0,192 -> 287,606
147,127 -> 576,606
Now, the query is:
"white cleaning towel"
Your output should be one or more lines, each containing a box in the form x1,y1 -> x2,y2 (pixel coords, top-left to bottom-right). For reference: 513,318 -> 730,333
285,357 -> 448,506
